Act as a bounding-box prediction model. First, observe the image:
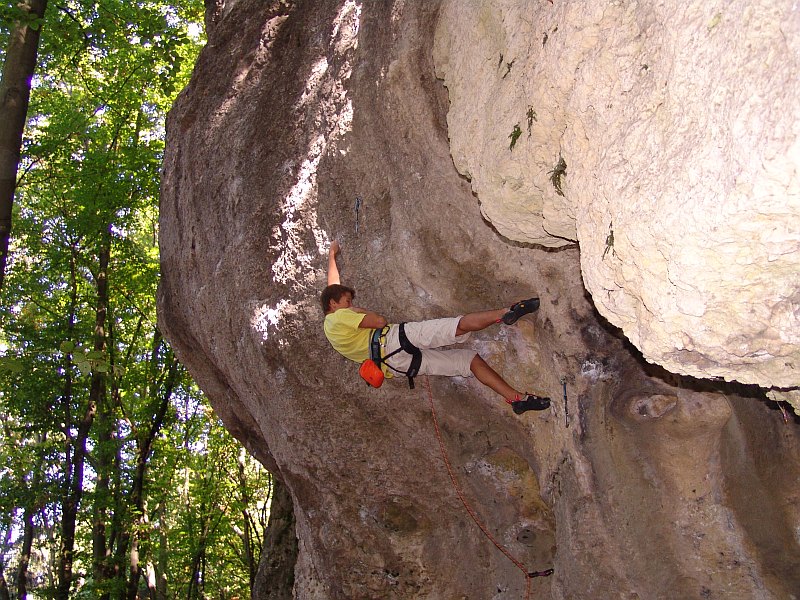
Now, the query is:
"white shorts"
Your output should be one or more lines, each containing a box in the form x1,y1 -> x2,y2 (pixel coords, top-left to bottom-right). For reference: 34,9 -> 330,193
382,317 -> 476,378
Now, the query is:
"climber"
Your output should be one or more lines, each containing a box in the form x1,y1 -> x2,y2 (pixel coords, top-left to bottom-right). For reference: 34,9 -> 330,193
321,240 -> 551,414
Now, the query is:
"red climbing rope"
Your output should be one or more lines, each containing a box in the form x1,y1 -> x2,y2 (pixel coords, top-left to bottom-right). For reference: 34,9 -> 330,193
424,376 -> 553,600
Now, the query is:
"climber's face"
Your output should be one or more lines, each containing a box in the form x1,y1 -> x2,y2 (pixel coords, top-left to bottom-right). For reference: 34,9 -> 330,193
329,292 -> 353,312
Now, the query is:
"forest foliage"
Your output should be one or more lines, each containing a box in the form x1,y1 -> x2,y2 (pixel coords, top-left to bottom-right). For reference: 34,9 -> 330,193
0,0 -> 273,598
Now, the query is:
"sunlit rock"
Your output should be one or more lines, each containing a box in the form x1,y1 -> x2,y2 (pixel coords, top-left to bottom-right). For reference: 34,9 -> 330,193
434,0 -> 800,391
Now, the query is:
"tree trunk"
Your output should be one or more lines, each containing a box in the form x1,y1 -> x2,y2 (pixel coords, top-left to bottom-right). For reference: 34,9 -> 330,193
55,250 -> 78,600
186,526 -> 207,600
16,501 -> 35,600
185,479 -> 211,600
236,451 -> 257,591
0,561 -> 10,600
93,296 -> 122,599
0,0 -> 47,288
93,386 -> 114,600
56,234 -> 110,600
252,477 -> 298,600
123,345 -> 178,600
56,397 -> 96,600
153,500 -> 168,600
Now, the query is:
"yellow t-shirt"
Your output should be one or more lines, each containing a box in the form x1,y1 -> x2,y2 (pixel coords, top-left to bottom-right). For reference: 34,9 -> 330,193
324,308 -> 371,363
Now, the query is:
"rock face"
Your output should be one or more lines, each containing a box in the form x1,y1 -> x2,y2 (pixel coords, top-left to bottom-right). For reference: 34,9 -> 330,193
158,1 -> 800,598
433,0 -> 800,393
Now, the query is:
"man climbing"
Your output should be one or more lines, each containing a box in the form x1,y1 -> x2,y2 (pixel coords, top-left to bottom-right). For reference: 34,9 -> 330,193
321,241 -> 551,414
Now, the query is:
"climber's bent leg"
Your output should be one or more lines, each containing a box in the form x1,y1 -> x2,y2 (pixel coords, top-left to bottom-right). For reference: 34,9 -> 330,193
470,354 -> 519,400
456,309 -> 507,336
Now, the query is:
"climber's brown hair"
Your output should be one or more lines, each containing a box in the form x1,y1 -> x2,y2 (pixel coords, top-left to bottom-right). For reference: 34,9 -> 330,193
321,284 -> 355,313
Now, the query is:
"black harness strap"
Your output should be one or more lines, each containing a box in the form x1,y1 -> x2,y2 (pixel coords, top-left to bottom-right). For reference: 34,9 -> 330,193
398,324 -> 422,389
370,323 -> 422,389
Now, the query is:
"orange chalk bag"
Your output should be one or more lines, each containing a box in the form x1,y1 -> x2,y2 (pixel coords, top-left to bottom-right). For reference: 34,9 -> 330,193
359,359 -> 385,388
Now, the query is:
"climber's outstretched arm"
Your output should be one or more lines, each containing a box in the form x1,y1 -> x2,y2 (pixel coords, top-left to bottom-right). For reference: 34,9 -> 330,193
327,240 -> 341,285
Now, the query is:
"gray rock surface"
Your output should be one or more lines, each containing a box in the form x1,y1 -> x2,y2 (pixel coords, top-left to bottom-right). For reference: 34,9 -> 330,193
158,1 -> 800,597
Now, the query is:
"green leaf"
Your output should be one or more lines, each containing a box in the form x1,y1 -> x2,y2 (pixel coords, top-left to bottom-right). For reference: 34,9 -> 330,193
0,357 -> 24,374
74,360 -> 91,375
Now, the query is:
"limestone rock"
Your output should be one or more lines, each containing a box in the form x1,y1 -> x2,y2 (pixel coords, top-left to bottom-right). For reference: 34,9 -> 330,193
433,0 -> 800,390
158,1 -> 800,598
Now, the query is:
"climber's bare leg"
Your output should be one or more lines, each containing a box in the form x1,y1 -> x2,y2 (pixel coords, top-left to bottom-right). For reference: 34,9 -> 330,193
456,309 -> 506,336
470,354 -> 519,401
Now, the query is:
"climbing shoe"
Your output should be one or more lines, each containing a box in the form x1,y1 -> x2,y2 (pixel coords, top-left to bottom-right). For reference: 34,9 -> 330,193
501,297 -> 540,325
509,394 -> 551,414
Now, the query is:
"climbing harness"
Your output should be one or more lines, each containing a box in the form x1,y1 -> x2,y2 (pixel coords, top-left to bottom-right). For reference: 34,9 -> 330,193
424,376 -> 553,599
561,376 -> 568,428
359,324 -> 422,389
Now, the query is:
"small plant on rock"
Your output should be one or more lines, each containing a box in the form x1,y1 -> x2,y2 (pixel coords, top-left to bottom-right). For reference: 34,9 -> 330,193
548,155 -> 567,196
527,106 -> 537,136
508,123 -> 522,151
